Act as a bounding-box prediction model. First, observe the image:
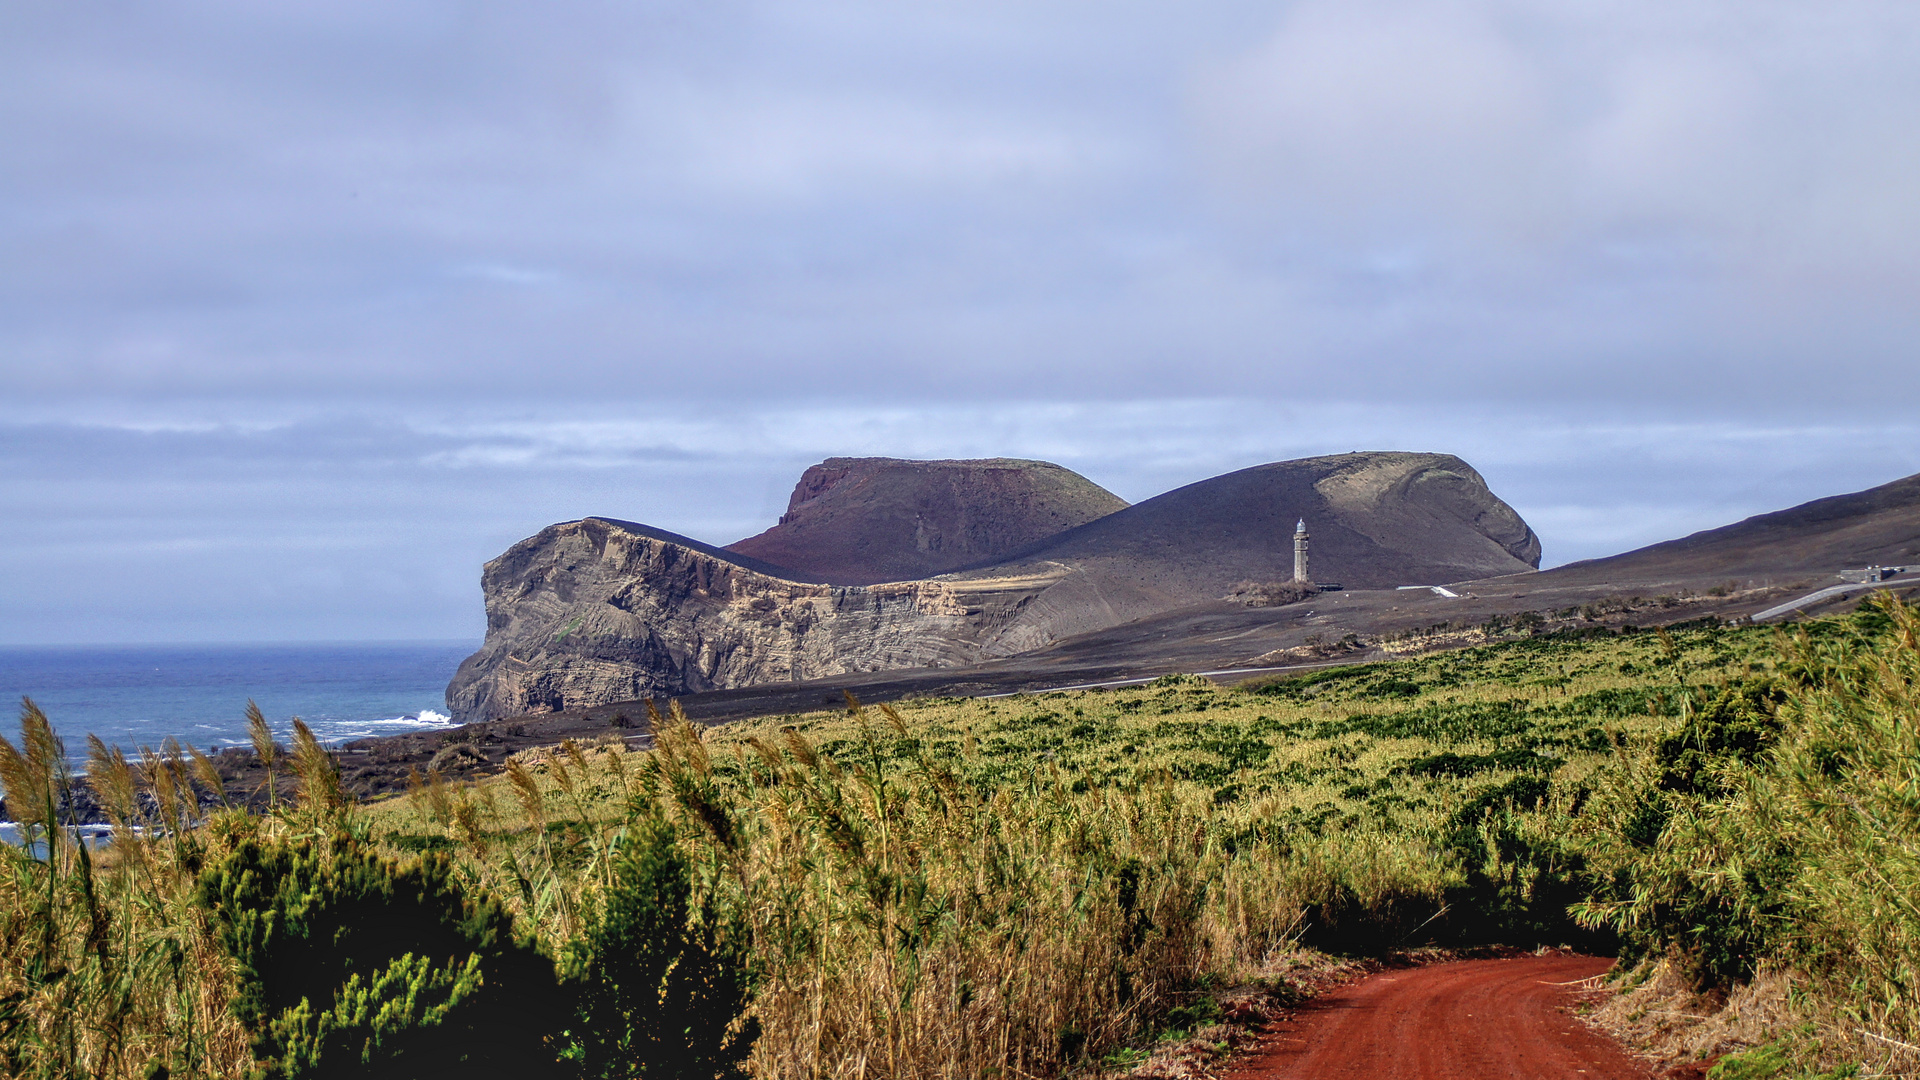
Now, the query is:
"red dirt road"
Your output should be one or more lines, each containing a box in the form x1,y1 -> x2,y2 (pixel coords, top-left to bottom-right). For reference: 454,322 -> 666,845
1226,954 -> 1649,1080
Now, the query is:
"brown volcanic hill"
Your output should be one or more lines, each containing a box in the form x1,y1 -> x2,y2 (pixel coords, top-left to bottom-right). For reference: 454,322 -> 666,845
959,451 -> 1541,654
1507,468 -> 1920,588
724,457 -> 1128,585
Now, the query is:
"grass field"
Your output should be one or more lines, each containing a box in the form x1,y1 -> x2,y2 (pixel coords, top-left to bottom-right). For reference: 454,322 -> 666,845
3,605 -> 1913,1078
356,618 -> 1785,1076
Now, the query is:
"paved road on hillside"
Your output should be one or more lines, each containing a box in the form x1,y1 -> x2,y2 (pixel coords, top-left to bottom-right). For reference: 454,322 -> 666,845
1754,579 -> 1914,621
1224,955 -> 1651,1080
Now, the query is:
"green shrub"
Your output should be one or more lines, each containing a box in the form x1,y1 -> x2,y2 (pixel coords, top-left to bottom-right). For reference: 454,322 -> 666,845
1361,678 -> 1423,700
1707,1039 -> 1860,1079
1650,680 -> 1788,797
1248,663 -> 1373,699
1574,596 -> 1920,1031
1402,748 -> 1553,778
197,835 -> 564,1079
564,813 -> 758,1080
1437,774 -> 1599,947
1572,676 -> 1799,989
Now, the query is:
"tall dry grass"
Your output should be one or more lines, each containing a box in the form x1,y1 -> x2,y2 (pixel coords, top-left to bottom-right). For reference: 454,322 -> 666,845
1765,596 -> 1920,1051
11,609 -> 1901,1078
389,700 -> 1349,1080
0,699 -> 359,1079
703,708 -> 1247,1080
367,630 -> 1768,1079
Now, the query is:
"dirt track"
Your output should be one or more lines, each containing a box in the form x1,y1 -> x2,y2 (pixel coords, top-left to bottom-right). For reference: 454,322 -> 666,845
1226,954 -> 1649,1080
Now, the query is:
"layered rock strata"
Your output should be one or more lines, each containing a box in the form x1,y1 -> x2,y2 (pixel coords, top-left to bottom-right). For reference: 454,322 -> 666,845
445,516 -> 1073,721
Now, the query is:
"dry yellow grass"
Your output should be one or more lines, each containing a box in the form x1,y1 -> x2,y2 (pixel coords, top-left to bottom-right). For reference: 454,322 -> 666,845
9,611 -> 1904,1079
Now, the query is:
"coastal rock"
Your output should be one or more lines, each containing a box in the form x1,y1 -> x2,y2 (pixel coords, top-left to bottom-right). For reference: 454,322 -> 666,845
447,452 -> 1541,721
445,516 -> 1073,722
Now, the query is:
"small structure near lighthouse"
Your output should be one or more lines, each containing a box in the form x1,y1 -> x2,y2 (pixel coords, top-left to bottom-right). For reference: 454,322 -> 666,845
1293,518 -> 1310,583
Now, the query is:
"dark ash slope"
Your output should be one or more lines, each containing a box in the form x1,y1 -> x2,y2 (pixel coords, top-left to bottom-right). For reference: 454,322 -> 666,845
726,457 -> 1128,585
953,452 -> 1541,653
1518,469 -> 1920,587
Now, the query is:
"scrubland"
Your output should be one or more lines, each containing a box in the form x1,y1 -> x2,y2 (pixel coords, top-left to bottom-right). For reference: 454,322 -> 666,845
2,599 -> 1915,1079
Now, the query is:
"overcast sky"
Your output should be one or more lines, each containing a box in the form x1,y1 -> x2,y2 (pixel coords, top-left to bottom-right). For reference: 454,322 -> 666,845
4,1 -> 1917,644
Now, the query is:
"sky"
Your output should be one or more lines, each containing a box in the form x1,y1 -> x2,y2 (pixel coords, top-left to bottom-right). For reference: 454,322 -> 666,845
3,0 -> 1917,645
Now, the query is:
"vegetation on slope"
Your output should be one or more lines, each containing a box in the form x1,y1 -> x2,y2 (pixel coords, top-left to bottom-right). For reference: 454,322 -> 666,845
2,599 -> 1915,1078
1575,599 -> 1920,1075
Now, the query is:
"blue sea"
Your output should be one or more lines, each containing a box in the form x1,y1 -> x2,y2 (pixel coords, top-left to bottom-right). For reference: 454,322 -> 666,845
0,641 -> 477,845
0,641 -> 477,758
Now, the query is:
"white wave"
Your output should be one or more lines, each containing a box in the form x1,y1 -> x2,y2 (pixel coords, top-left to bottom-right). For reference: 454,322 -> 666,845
355,708 -> 454,730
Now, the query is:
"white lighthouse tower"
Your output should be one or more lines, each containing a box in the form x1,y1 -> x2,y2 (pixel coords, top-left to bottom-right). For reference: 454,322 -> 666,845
1293,519 -> 1310,583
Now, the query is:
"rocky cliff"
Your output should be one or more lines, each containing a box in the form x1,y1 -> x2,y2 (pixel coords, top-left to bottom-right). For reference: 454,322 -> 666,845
445,516 -> 1071,722
447,452 -> 1541,721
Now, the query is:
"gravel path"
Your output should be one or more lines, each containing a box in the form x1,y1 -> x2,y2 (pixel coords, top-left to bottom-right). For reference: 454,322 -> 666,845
1223,954 -> 1650,1080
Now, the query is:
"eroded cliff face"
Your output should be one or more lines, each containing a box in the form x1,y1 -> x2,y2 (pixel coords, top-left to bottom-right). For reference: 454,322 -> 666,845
446,517 -> 1068,722
1312,455 -> 1541,570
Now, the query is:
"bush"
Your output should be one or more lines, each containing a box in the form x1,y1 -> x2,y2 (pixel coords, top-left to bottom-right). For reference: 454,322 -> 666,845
1571,676 -> 1802,989
197,835 -> 564,1079
1223,580 -> 1317,607
1574,597 -> 1920,1026
564,813 -> 758,1080
1648,680 -> 1787,798
1436,774 -> 1601,947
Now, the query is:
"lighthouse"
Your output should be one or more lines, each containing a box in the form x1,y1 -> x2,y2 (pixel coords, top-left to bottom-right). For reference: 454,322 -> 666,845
1293,518 -> 1309,583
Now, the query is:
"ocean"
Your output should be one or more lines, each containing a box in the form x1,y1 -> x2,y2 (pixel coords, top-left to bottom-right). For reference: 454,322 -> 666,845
0,640 -> 477,760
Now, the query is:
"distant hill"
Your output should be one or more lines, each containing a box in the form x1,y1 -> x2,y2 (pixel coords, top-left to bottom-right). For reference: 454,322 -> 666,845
445,457 -> 1920,723
1517,469 -> 1920,587
725,457 -> 1128,585
953,451 -> 1542,653
446,451 -> 1542,720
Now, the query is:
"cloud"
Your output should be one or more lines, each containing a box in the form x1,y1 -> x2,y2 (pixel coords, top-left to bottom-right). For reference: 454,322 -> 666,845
1196,1 -> 1552,233
4,0 -> 1913,409
629,84 -> 1122,201
3,2 -> 1919,640
1191,1 -> 1920,304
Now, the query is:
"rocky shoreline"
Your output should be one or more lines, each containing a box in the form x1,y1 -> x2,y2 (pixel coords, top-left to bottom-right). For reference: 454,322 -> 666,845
10,655 -> 1212,824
